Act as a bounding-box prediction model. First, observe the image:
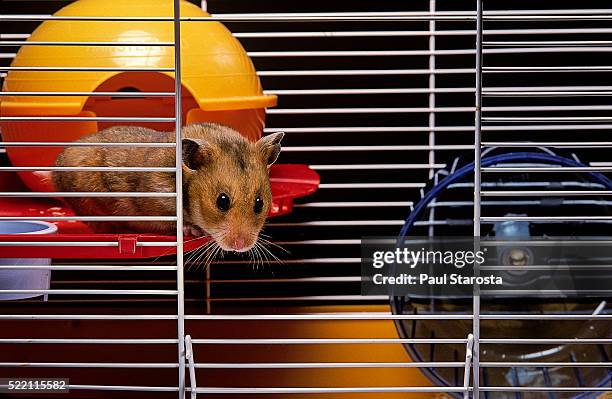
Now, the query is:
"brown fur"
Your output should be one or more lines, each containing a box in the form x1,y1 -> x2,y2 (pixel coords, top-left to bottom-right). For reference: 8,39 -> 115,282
53,123 -> 283,251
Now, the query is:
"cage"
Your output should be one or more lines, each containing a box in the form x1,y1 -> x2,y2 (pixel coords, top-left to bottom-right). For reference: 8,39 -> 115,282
0,0 -> 611,399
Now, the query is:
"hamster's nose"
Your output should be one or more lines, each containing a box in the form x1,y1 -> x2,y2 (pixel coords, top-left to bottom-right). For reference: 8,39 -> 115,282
232,237 -> 246,251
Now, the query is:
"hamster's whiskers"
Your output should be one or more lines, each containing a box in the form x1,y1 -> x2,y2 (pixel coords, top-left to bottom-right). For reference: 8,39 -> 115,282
246,233 -> 285,272
185,230 -> 228,271
256,235 -> 290,255
185,239 -> 214,271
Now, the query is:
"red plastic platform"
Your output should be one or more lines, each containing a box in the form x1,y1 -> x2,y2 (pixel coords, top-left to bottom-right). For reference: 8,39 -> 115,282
0,164 -> 319,258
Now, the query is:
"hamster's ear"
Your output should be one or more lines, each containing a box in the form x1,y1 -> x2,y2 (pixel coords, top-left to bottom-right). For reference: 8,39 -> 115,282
256,132 -> 284,166
182,138 -> 215,171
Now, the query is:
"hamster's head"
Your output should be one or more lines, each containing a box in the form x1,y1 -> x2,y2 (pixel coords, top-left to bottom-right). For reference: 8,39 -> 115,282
182,128 -> 284,252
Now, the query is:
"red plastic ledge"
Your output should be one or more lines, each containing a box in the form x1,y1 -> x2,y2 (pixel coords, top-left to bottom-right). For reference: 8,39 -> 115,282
0,164 -> 319,259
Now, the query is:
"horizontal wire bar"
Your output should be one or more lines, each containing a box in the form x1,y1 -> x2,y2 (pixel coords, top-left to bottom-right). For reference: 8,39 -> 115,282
0,14 -> 463,22
194,361 -> 612,369
266,220 -> 404,226
187,314 -> 471,320
195,362 -> 465,369
485,85 -> 612,90
11,28 -> 612,41
265,88 -> 475,95
265,126 -> 475,133
484,142 -> 612,148
0,314 -> 179,320
0,34 -> 37,39
0,338 -> 177,344
194,387 -> 466,394
0,289 -> 178,295
482,362 -> 612,367
190,314 -> 612,320
248,49 -> 476,57
481,216 -> 612,222
0,41 -> 174,46
319,183 -> 424,189
200,296 -> 385,303
0,57 -> 606,76
483,166 -> 612,172
485,47 -> 612,54
484,66 -> 612,73
485,41 -> 612,47
237,27 -> 612,37
482,190 -> 612,196
191,338 -> 468,344
206,276 -> 361,284
235,30 -> 475,38
0,166 -> 176,172
485,85 -> 612,91
0,241 -> 176,247
2,9 -> 610,22
486,16 -> 612,21
0,66 -> 175,72
0,91 -> 174,97
0,142 -> 176,147
214,258 -> 359,265
258,68 -> 474,76
0,216 -> 176,221
484,105 -> 612,112
480,338 -> 612,344
483,124 -> 612,131
1,313 -> 608,321
0,266 -> 177,271
483,9 -> 612,16
269,107 -> 474,114
483,91 -> 612,97
0,12 -> 477,22
481,387 -> 611,392
481,264 -> 612,272
484,117 -> 612,123
282,145 -> 474,151
0,192 -> 176,197
294,201 -> 414,207
0,362 -> 177,368
0,116 -> 175,122
310,164 -> 445,170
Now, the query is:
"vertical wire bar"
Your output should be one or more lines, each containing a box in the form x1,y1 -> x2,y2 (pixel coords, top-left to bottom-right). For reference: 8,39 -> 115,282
173,1 -> 186,398
473,0 -> 483,236
463,334 -> 475,399
473,0 -> 484,398
427,0 -> 437,239
205,266 -> 212,314
185,335 -> 197,399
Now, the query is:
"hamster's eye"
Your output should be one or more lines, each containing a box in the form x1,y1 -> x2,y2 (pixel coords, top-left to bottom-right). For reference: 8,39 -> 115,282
216,193 -> 231,212
254,196 -> 264,214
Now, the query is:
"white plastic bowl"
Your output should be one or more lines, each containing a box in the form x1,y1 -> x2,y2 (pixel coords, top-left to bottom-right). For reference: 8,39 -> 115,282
0,221 -> 58,301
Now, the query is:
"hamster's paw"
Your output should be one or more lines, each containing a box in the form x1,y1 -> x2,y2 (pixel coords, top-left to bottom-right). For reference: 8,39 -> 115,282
183,225 -> 203,237
190,226 -> 203,237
